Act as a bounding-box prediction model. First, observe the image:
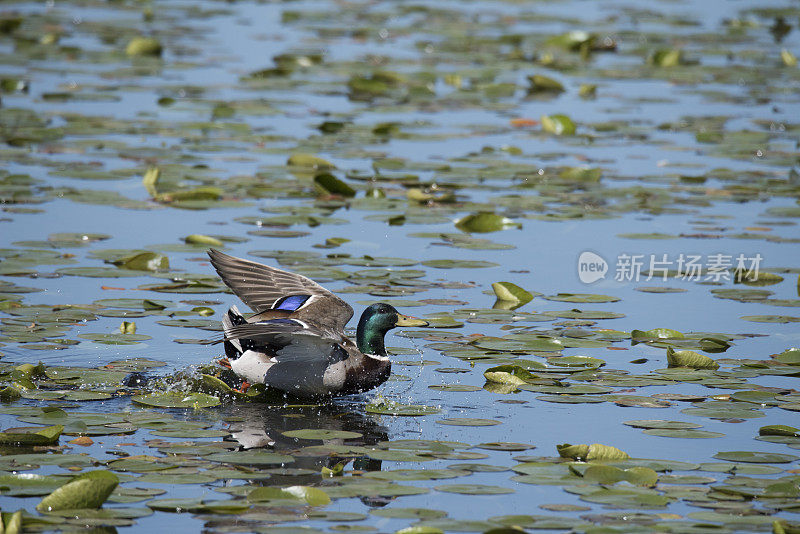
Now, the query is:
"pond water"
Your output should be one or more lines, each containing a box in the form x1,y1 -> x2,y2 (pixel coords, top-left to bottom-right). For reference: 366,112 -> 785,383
1,0 -> 799,531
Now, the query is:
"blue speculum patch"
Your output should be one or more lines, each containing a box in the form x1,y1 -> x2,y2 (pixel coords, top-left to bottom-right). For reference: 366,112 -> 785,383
273,295 -> 310,311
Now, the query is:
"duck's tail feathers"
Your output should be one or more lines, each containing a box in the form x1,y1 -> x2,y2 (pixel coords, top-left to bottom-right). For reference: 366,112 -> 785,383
222,305 -> 247,359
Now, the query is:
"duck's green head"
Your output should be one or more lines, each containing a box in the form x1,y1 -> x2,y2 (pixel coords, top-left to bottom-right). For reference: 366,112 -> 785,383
356,303 -> 428,356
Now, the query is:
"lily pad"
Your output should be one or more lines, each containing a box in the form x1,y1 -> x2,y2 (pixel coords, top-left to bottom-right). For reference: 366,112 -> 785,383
365,401 -> 440,416
37,470 -> 118,512
282,429 -> 363,440
131,391 -> 221,408
713,451 -> 798,463
435,418 -> 501,427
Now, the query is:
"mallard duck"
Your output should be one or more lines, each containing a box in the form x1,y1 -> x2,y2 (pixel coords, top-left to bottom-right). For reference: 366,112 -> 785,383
206,249 -> 428,398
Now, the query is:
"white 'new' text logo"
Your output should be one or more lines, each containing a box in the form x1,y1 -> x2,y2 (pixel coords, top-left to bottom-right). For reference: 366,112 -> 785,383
578,251 -> 608,284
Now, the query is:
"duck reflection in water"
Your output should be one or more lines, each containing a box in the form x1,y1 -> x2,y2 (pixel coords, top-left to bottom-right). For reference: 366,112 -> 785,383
221,400 -> 389,490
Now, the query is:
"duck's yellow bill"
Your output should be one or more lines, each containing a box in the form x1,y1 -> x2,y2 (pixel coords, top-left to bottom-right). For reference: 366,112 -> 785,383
395,314 -> 428,327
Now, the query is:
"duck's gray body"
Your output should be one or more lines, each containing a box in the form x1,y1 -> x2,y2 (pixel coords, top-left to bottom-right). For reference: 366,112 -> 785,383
207,249 -> 419,398
222,305 -> 390,397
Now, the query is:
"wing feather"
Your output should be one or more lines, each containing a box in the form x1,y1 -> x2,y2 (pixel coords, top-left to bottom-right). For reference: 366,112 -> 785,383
208,249 -> 353,333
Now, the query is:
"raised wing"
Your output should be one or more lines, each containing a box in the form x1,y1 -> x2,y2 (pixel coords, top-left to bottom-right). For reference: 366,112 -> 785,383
207,249 -> 354,333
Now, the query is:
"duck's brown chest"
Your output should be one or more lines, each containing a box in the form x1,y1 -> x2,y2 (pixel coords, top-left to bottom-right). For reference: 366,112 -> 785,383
340,355 -> 391,395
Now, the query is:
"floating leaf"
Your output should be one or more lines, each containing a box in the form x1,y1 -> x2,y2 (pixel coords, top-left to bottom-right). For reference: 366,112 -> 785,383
774,348 -> 800,365
36,470 -> 119,512
582,465 -> 657,487
648,48 -> 684,67
759,425 -> 800,437
545,293 -> 619,303
184,234 -> 223,246
110,252 -> 168,271
631,328 -> 684,341
713,451 -> 798,463
287,153 -> 335,170
0,425 -> 63,446
541,114 -> 576,135
527,74 -> 565,93
201,449 -> 294,466
119,321 -> 136,334
642,429 -> 724,439
365,401 -> 441,416
667,347 -> 719,369
491,282 -> 534,308
435,484 -> 513,495
623,420 -> 702,430
142,167 -> 159,197
125,36 -> 162,57
557,443 -> 629,461
248,485 -> 330,506
131,391 -> 220,408
484,364 -> 540,385
436,418 -> 501,427
282,429 -> 362,440
781,48 -> 798,67
314,173 -> 355,197
455,213 -> 520,233
560,166 -> 601,182
579,84 -> 597,98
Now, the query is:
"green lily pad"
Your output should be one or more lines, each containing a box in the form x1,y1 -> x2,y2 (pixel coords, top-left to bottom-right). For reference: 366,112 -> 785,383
435,418 -> 501,427
0,473 -> 66,496
541,114 -> 576,135
206,450 -> 295,466
759,425 -> 800,437
282,429 -> 363,440
545,293 -> 620,303
491,282 -> 535,308
741,315 -> 800,323
131,391 -> 221,408
422,259 -> 499,269
557,443 -> 630,461
365,401 -> 440,416
37,470 -> 118,512
371,508 -> 447,520
713,451 -> 798,463
632,328 -> 684,340
456,213 -> 520,233
126,37 -> 162,57
642,429 -> 725,439
435,484 -> 513,495
624,420 -> 702,430
287,153 -> 335,170
667,347 -> 719,369
248,485 -> 330,506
